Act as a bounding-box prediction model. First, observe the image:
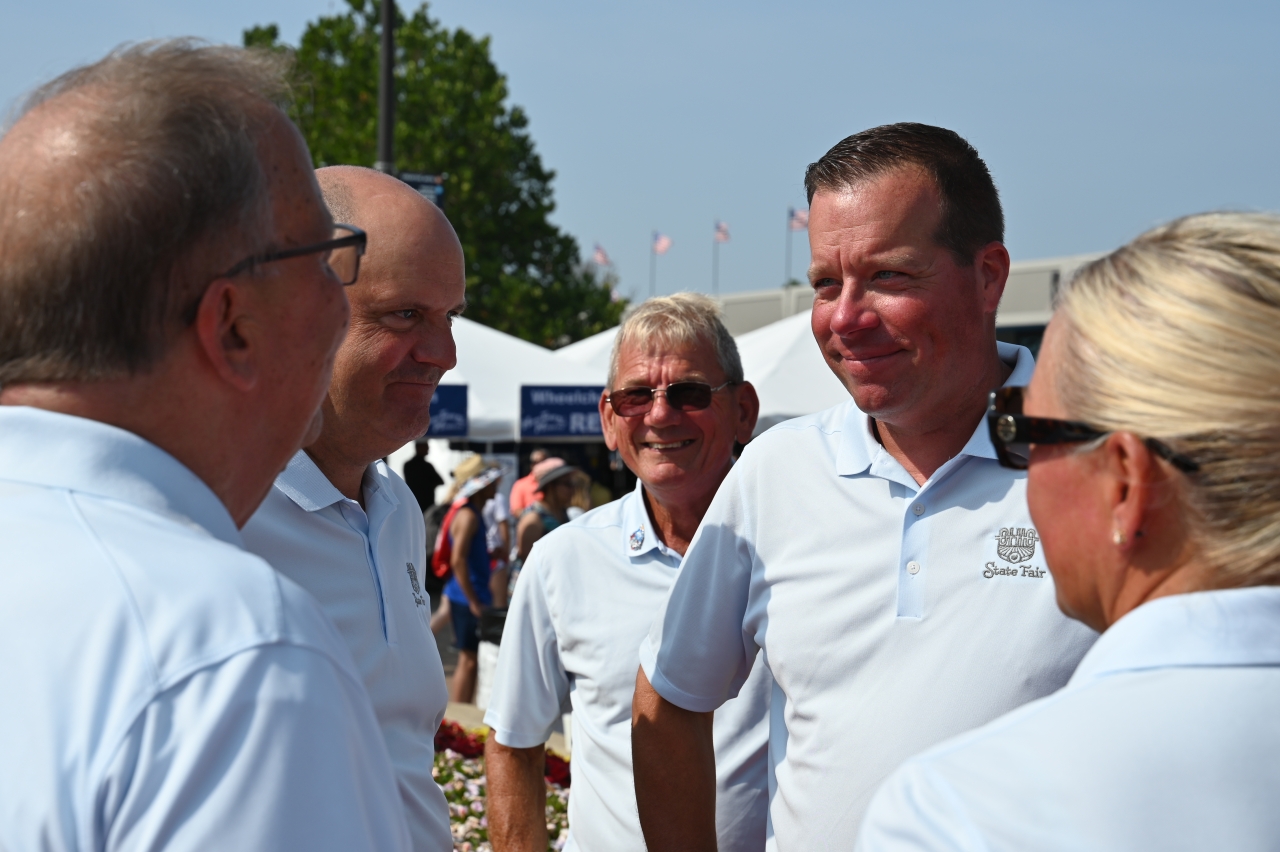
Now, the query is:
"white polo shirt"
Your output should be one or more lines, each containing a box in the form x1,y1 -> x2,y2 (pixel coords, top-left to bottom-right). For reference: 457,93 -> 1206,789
0,407 -> 409,852
242,451 -> 451,852
485,482 -> 771,852
640,343 -> 1098,847
856,585 -> 1280,851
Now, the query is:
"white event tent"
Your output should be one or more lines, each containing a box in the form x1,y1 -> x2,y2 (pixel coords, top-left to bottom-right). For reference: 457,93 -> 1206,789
553,311 -> 847,436
734,311 -> 847,434
443,317 -> 604,442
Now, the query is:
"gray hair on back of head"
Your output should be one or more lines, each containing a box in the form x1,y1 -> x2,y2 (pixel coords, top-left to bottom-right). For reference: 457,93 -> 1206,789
0,39 -> 293,384
607,292 -> 743,389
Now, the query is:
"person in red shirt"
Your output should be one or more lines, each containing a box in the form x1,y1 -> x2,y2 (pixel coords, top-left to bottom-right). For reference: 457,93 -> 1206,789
508,448 -> 548,515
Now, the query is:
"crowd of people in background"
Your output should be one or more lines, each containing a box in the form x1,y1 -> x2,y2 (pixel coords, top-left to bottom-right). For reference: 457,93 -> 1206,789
1,37 -> 1278,852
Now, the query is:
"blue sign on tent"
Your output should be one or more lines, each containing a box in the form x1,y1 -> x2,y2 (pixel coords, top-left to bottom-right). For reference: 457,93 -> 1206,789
521,386 -> 605,438
427,384 -> 468,437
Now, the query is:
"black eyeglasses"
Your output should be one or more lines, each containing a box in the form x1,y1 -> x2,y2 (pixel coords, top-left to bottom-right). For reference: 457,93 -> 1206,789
606,380 -> 737,417
987,386 -> 1199,473
219,224 -> 367,286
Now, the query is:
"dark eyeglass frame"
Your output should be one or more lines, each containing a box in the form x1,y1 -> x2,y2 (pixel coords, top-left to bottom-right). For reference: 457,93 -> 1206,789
987,386 -> 1199,473
218,224 -> 367,286
605,380 -> 738,417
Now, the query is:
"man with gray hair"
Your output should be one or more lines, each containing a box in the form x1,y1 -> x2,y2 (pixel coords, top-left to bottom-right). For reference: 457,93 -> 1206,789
484,293 -> 771,852
0,42 -> 409,850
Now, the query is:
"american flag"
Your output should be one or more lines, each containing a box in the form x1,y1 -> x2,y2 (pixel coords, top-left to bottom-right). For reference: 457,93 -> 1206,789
788,207 -> 809,231
592,243 -> 612,266
652,232 -> 672,255
714,220 -> 730,243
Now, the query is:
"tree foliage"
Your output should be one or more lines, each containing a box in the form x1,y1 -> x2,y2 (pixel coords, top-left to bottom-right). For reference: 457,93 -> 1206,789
245,1 -> 624,347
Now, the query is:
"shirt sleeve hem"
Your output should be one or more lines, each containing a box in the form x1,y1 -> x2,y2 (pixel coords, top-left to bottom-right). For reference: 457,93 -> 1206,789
484,719 -> 556,750
639,637 -> 724,714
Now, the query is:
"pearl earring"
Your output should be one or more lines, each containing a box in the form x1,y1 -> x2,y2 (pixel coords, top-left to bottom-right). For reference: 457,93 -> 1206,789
1113,530 -> 1126,546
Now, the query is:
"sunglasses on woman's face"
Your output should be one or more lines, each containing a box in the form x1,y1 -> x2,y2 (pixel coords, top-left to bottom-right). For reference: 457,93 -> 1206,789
986,386 -> 1199,473
605,381 -> 736,417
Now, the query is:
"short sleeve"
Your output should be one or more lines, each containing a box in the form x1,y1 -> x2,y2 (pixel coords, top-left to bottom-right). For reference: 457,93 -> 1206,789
100,645 -> 410,852
854,760 -> 988,852
484,549 -> 570,748
639,463 -> 760,713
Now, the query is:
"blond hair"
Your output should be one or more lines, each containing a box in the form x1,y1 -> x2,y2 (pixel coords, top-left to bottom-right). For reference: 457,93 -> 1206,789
1054,211 -> 1280,587
607,292 -> 743,389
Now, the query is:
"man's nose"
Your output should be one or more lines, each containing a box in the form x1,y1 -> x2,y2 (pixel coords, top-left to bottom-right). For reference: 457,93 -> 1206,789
644,389 -> 683,426
412,322 -> 458,371
829,282 -> 879,337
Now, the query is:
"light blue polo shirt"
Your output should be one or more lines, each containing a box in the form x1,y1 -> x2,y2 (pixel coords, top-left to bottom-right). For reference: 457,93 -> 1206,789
640,342 -> 1098,848
856,585 -> 1280,851
485,481 -> 771,852
242,450 -> 452,852
0,407 -> 409,852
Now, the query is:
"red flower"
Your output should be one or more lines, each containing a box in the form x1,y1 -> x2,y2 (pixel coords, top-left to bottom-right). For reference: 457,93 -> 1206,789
544,752 -> 571,788
434,720 -> 485,758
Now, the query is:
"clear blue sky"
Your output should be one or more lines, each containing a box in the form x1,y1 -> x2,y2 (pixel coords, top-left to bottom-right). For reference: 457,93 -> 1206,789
5,0 -> 1278,299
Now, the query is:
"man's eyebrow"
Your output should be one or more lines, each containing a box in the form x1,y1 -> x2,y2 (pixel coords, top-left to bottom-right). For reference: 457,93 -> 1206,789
451,300 -> 467,316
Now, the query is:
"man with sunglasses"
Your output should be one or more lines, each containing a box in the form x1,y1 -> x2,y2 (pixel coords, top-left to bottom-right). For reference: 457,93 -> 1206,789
242,166 -> 466,852
0,43 -> 413,850
483,294 -> 772,852
632,124 -> 1098,850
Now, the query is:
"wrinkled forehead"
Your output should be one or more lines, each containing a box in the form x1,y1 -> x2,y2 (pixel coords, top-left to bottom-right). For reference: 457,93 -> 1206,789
612,333 -> 725,386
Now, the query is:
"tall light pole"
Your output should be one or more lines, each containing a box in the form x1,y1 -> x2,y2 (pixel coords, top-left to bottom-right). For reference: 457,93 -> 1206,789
375,0 -> 396,174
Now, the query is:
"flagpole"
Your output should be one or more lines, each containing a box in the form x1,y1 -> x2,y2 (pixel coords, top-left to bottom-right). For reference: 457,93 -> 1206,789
649,234 -> 657,297
785,208 -> 793,287
712,234 -> 719,296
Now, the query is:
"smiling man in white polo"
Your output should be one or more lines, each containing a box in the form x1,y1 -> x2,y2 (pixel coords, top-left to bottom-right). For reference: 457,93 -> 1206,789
241,166 -> 466,852
484,294 -> 771,852
631,124 -> 1099,850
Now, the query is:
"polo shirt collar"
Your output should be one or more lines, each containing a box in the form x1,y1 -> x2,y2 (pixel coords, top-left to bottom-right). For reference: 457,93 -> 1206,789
1069,586 -> 1280,686
0,406 -> 242,547
835,341 -> 1035,476
274,449 -> 400,514
619,480 -> 678,560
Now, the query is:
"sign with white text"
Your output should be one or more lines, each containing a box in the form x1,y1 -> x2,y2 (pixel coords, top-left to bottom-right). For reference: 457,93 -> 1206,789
427,384 -> 468,437
520,386 -> 605,438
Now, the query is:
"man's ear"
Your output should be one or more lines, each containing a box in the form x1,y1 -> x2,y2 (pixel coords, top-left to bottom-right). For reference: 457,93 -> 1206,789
973,241 -> 1010,315
733,381 -> 761,444
599,390 -> 620,452
193,277 -> 259,392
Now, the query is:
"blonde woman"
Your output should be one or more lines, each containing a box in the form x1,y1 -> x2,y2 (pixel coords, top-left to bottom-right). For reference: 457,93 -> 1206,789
857,212 -> 1280,850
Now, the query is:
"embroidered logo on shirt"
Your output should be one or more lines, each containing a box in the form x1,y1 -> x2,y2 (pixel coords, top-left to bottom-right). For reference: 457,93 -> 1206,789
995,527 -> 1038,563
406,562 -> 426,607
629,526 -> 645,551
984,527 -> 1046,579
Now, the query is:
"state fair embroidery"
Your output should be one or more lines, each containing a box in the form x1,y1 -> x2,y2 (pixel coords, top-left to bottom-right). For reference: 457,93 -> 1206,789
406,562 -> 427,607
629,526 -> 645,551
983,527 -> 1047,580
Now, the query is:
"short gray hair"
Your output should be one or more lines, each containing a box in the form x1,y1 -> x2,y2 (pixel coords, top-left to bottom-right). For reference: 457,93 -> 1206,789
607,292 -> 743,389
0,40 -> 292,384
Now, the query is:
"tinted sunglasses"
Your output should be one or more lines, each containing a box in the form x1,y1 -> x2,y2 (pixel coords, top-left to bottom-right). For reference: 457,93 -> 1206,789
987,386 -> 1199,473
606,381 -> 736,417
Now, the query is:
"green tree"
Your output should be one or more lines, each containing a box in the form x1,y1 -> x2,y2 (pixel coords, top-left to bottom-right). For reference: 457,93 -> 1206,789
245,1 -> 625,347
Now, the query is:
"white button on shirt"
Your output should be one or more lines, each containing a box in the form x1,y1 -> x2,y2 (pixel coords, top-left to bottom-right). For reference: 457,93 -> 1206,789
0,407 -> 409,852
639,343 -> 1098,848
856,586 -> 1280,852
243,450 -> 452,852
485,482 -> 771,852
